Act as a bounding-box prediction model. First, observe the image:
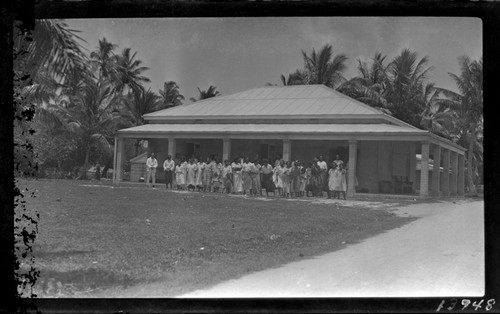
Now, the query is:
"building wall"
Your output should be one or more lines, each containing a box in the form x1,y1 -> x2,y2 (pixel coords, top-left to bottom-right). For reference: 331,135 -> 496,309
290,140 -> 348,165
357,141 -> 379,193
173,139 -> 223,161
130,163 -> 146,182
357,141 -> 414,194
231,139 -> 283,162
149,138 -> 224,163
147,139 -> 169,164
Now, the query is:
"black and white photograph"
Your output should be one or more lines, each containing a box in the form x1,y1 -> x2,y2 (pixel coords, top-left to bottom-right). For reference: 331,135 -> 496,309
10,7 -> 492,311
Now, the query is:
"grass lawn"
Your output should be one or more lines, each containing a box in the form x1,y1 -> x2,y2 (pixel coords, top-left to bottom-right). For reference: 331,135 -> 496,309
19,179 -> 416,297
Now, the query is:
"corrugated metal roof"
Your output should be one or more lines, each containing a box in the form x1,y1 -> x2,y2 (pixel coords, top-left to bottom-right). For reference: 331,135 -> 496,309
144,85 -> 382,119
119,123 -> 427,135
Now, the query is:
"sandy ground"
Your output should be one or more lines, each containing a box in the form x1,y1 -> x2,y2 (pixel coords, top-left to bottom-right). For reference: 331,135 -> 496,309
180,198 -> 484,298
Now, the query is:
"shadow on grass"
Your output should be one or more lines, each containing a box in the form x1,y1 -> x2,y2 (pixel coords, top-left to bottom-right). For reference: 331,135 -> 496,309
37,268 -> 140,297
34,250 -> 93,259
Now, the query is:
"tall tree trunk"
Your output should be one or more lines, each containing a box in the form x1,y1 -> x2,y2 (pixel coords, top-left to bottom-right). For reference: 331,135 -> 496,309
466,127 -> 477,194
77,143 -> 91,180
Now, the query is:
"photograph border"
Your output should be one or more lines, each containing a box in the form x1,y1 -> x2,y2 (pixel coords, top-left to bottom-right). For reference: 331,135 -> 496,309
2,0 -> 499,312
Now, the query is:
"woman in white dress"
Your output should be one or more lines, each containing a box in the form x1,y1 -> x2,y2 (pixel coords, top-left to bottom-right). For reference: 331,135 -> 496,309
195,158 -> 204,192
175,157 -> 187,190
328,162 -> 346,199
282,161 -> 292,197
185,158 -> 198,191
274,159 -> 285,196
231,157 -> 244,194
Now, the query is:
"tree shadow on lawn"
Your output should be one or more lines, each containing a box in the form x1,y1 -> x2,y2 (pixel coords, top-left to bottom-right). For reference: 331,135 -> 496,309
35,267 -> 141,297
33,249 -> 92,259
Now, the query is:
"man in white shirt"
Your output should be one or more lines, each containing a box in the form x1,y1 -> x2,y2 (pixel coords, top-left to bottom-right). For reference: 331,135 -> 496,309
317,155 -> 328,196
146,153 -> 158,187
163,154 -> 175,189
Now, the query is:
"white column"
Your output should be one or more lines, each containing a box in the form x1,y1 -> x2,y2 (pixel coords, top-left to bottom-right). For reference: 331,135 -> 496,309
419,141 -> 430,197
409,142 -> 417,192
458,154 -> 465,196
348,140 -> 357,196
432,145 -> 441,196
283,139 -> 291,161
113,135 -> 118,183
441,149 -> 450,196
222,138 -> 231,161
450,151 -> 458,195
115,137 -> 124,183
168,137 -> 176,158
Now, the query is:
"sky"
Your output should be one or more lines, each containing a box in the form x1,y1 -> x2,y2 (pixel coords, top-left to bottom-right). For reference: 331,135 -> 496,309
65,17 -> 482,101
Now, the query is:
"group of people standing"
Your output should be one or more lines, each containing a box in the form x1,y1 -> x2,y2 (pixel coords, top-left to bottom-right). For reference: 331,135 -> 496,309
145,153 -> 349,199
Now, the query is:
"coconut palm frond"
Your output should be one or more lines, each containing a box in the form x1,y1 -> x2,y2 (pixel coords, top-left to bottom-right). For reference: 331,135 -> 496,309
159,81 -> 184,108
14,19 -> 89,82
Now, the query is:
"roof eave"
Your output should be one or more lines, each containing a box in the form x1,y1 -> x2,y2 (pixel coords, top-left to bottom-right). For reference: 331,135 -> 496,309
427,132 -> 466,153
143,114 -> 385,121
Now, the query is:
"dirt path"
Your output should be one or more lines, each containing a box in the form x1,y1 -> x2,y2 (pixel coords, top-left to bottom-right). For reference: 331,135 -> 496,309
180,199 -> 484,298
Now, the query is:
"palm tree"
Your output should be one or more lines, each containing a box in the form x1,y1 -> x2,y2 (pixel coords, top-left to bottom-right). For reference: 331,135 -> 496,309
385,48 -> 433,127
114,47 -> 151,95
90,37 -> 118,83
159,81 -> 185,108
66,79 -> 130,178
190,85 -> 220,102
418,83 -> 456,139
14,19 -> 88,82
301,44 -> 348,89
121,87 -> 161,126
119,87 -> 162,156
13,19 -> 89,181
280,70 -> 307,86
436,56 -> 483,194
337,52 -> 390,112
14,19 -> 89,130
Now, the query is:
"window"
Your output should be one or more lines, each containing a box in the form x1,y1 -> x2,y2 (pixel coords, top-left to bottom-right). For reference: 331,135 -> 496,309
186,142 -> 201,159
260,143 -> 276,161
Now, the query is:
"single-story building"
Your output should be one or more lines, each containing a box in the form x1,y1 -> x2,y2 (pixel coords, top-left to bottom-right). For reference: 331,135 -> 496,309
113,84 -> 466,197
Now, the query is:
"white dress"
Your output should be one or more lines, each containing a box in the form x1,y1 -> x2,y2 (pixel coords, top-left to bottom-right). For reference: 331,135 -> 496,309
275,166 -> 285,189
175,164 -> 186,185
185,163 -> 197,186
328,169 -> 346,192
231,162 -> 243,192
195,162 -> 204,186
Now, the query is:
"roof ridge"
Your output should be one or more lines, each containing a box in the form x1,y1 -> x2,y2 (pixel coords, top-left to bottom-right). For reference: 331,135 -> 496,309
317,84 -> 422,130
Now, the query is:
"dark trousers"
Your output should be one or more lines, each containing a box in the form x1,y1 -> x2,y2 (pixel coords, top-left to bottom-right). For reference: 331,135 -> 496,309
165,170 -> 173,188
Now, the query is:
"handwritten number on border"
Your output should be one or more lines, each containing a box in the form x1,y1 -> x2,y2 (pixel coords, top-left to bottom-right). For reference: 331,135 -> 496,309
486,299 -> 495,311
472,300 -> 484,311
462,299 -> 471,311
437,299 -> 495,312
